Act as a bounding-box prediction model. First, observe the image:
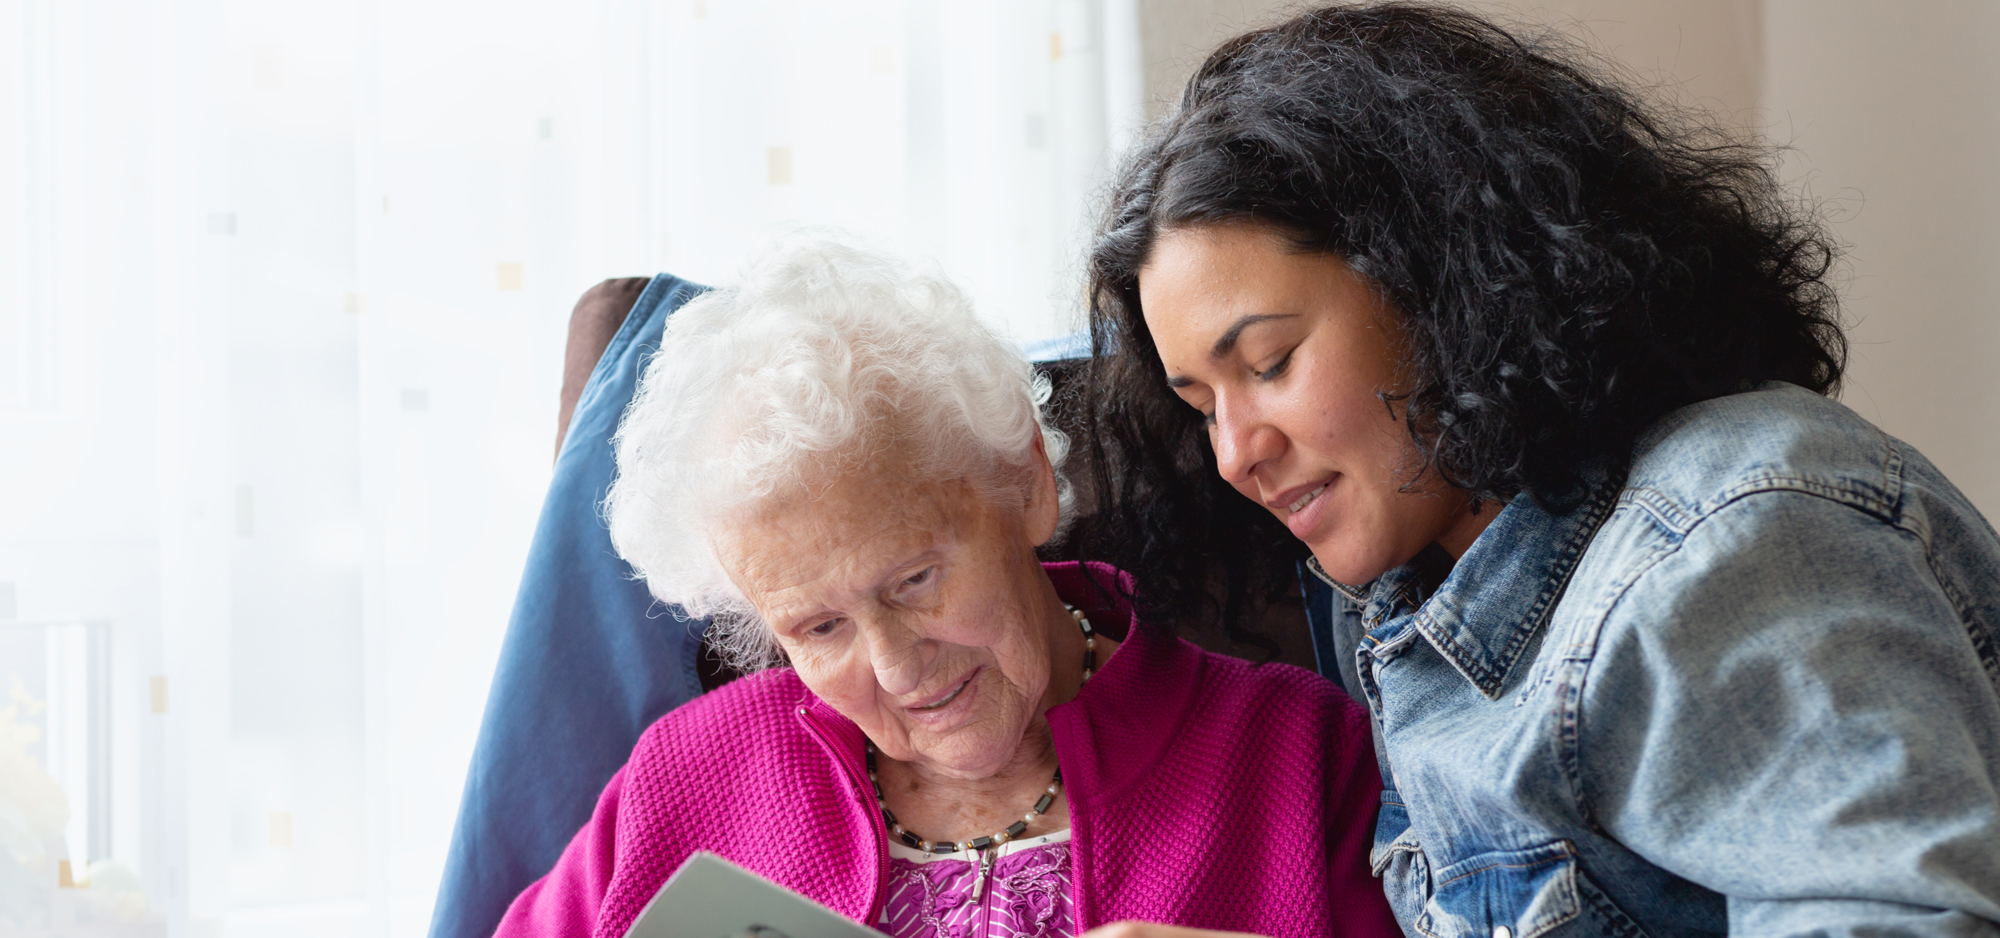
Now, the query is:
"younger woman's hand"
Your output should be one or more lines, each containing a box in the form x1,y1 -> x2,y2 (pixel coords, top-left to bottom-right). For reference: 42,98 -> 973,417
1079,925 -> 1267,938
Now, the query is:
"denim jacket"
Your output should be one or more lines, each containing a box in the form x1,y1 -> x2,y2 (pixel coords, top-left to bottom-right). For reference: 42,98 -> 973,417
1305,384 -> 2000,938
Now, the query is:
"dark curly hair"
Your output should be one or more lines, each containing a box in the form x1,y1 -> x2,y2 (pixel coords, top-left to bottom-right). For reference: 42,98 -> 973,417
1072,2 -> 1845,636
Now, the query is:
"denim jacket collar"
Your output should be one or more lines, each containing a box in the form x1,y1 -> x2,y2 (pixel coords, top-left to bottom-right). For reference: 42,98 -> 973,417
1366,479 -> 1619,700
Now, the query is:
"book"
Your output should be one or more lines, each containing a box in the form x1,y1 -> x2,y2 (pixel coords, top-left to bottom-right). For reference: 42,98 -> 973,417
621,852 -> 891,938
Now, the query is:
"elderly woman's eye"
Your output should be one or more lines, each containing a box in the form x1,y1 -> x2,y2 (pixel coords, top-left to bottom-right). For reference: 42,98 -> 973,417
902,567 -> 934,588
806,618 -> 841,637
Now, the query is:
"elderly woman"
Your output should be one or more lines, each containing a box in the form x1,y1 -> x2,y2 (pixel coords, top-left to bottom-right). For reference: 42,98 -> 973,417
491,236 -> 1400,938
1079,4 -> 2000,938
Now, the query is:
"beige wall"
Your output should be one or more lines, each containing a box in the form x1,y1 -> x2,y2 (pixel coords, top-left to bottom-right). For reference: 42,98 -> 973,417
1138,1 -> 1763,120
1762,1 -> 2000,517
1137,0 -> 2000,518
1137,0 -> 1301,119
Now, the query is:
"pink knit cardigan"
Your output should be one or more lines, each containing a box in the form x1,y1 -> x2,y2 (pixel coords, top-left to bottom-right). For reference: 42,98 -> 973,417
494,562 -> 1398,938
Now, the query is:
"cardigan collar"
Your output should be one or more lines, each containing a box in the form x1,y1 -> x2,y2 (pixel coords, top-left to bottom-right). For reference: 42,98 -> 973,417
1044,563 -> 1202,808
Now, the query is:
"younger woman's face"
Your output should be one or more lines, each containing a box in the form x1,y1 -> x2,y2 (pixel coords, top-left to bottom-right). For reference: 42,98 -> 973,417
1137,222 -> 1492,584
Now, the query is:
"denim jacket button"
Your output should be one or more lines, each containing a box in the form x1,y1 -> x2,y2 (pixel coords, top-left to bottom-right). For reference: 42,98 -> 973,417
1494,926 -> 1513,938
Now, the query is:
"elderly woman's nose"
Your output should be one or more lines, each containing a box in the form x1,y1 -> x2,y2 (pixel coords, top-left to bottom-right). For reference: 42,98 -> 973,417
866,621 -> 936,696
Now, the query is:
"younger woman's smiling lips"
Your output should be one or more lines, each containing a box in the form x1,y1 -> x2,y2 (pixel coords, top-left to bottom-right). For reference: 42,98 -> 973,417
1268,476 -> 1336,540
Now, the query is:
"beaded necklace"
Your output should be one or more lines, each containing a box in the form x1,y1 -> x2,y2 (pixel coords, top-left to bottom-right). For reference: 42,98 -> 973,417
863,604 -> 1096,896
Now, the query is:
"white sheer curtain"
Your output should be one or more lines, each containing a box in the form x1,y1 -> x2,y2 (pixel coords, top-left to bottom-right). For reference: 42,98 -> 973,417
0,1 -> 1141,935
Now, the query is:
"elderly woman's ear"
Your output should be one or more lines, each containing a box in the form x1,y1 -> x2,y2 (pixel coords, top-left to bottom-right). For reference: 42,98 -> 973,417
1025,431 -> 1063,549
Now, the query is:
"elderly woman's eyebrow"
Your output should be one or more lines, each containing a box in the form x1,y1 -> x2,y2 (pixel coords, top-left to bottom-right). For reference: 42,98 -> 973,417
776,611 -> 834,635
875,548 -> 945,588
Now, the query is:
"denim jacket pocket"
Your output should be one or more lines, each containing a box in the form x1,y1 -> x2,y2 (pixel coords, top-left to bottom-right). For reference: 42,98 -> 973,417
1371,792 -> 1431,931
1413,841 -> 1582,938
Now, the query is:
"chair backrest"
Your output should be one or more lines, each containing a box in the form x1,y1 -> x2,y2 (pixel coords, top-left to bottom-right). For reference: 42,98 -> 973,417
428,275 -> 713,938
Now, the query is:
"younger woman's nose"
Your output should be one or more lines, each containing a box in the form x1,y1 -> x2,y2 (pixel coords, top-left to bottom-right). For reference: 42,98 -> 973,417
1211,398 -> 1284,484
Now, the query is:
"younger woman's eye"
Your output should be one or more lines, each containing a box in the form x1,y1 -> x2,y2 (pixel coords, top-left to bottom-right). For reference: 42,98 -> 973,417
1253,350 -> 1294,381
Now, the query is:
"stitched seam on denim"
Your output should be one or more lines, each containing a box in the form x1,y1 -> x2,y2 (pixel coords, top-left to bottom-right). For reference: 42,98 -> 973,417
1411,609 -> 1497,694
1363,622 -> 1424,659
1519,858 -> 1582,938
1631,452 -> 1903,532
1623,488 -> 1695,535
1554,656 -> 1593,830
1513,645 -> 1579,709
1679,486 -> 1910,563
1563,484 -> 1905,830
1632,456 -> 1905,536
1578,484 -> 1908,657
1413,844 -> 1582,938
1901,509 -> 2000,689
1880,442 -> 1999,686
1578,870 -> 1652,938
1431,842 -> 1577,888
1880,434 -> 1907,508
1416,484 -> 1619,699
1555,537 -> 1680,830
1356,648 -> 1387,734
1518,503 -> 1646,709
1396,585 -> 1424,610
1930,554 -> 2000,686
1706,474 -> 1896,522
1370,834 -> 1424,878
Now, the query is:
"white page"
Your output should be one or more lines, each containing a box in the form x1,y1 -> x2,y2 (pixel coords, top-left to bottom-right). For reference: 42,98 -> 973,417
622,852 -> 891,938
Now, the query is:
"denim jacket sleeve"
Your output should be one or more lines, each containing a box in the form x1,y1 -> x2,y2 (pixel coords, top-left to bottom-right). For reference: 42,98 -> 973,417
1577,486 -> 2000,936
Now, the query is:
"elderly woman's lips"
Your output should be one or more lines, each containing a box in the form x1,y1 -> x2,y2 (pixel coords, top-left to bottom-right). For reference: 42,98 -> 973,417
910,671 -> 977,711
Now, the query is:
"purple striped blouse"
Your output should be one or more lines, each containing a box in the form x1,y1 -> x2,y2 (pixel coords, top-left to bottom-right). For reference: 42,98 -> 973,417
877,832 -> 1075,938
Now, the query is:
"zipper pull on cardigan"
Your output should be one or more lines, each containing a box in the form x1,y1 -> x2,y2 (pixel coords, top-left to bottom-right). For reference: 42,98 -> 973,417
972,846 -> 997,902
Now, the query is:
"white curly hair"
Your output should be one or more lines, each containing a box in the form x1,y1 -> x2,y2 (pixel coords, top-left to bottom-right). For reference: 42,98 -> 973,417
604,232 -> 1072,671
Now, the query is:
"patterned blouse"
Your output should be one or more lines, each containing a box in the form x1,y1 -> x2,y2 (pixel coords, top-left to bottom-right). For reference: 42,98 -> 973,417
877,831 -> 1075,938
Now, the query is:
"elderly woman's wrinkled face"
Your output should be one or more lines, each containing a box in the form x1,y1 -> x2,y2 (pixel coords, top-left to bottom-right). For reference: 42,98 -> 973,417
716,456 -> 1065,780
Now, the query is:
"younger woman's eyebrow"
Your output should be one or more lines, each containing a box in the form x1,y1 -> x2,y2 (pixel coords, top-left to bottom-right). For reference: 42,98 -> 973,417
1209,313 -> 1297,358
1164,313 -> 1301,388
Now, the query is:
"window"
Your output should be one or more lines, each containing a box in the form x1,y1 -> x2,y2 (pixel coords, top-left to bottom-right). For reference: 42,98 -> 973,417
0,1 -> 1139,933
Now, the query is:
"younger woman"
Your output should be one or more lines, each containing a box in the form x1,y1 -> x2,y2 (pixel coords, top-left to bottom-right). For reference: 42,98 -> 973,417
1082,5 -> 2000,936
